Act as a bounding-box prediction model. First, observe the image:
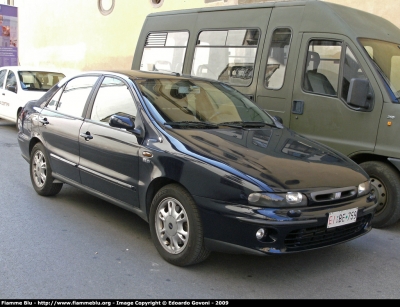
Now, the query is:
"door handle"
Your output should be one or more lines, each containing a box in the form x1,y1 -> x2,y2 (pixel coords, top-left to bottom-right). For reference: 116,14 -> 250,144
292,100 -> 304,115
39,117 -> 49,125
80,131 -> 93,141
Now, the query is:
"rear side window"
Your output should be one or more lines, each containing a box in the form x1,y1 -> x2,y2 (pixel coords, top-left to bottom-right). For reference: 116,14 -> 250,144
264,28 -> 292,89
192,28 -> 259,87
48,76 -> 99,117
0,69 -> 7,88
140,31 -> 189,75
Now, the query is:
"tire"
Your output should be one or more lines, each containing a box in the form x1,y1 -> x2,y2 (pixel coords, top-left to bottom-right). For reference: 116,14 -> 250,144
149,184 -> 210,266
360,161 -> 400,228
30,143 -> 63,196
16,109 -> 21,130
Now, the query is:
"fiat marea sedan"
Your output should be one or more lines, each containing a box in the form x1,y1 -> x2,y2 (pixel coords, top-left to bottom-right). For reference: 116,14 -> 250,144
17,70 -> 377,266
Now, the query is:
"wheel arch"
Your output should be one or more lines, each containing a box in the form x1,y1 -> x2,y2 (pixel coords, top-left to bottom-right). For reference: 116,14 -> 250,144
145,177 -> 191,220
29,137 -> 42,156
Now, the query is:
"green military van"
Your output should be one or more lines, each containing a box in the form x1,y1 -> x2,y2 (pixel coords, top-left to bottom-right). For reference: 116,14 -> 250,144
132,0 -> 400,228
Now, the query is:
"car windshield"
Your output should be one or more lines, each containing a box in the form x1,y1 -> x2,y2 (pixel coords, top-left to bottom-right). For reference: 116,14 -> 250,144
135,78 -> 275,128
18,71 -> 65,91
359,38 -> 400,99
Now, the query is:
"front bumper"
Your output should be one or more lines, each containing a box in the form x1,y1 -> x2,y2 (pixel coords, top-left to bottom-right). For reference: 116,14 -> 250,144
194,194 -> 377,255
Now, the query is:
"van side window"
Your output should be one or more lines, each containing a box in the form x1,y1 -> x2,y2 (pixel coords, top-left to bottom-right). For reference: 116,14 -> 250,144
192,29 -> 259,86
341,46 -> 373,109
264,28 -> 292,89
140,31 -> 189,74
303,40 -> 341,96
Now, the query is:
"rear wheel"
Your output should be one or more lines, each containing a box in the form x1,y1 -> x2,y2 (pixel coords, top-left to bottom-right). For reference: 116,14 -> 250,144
30,143 -> 63,196
360,161 -> 400,228
149,184 -> 210,266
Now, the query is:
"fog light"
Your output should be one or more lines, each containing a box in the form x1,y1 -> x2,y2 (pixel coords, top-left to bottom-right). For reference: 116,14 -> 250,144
256,228 -> 266,240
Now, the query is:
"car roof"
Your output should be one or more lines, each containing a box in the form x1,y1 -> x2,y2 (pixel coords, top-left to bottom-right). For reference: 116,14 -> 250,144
0,66 -> 65,73
64,69 -> 206,82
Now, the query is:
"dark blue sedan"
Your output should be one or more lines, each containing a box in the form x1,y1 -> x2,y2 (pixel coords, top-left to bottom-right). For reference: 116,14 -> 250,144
17,70 -> 377,266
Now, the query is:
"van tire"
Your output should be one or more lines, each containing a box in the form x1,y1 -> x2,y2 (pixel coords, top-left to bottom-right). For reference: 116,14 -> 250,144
360,161 -> 400,228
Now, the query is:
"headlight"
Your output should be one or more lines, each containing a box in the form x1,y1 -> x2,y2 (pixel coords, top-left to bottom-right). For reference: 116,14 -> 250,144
248,192 -> 308,208
358,180 -> 371,197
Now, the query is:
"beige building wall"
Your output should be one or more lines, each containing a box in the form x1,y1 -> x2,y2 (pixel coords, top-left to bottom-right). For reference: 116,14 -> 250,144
12,0 -> 400,75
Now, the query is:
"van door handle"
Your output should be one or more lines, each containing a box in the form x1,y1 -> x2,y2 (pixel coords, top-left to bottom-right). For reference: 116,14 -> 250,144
292,100 -> 304,115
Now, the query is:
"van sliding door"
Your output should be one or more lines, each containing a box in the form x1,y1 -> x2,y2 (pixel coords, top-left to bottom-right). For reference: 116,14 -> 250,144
255,6 -> 304,125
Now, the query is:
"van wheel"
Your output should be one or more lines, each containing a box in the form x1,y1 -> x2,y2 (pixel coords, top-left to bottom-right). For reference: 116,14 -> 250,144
360,161 -> 400,228
149,184 -> 210,266
30,143 -> 63,196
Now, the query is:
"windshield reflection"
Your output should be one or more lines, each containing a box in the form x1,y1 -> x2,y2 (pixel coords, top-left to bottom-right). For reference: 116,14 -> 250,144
135,78 -> 275,125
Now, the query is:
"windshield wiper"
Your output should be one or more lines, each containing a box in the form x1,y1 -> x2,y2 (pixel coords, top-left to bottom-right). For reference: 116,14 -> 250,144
218,121 -> 269,128
164,121 -> 219,129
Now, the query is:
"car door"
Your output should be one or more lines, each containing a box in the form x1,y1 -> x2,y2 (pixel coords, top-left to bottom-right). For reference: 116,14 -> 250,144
3,69 -> 19,120
78,75 -> 140,207
39,75 -> 100,183
0,69 -> 7,118
289,33 -> 383,156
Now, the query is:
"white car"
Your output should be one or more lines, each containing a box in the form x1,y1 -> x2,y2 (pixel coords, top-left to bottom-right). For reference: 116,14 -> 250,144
0,66 -> 66,128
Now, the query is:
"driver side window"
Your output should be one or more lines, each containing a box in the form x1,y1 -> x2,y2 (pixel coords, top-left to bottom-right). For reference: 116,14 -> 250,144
90,77 -> 137,124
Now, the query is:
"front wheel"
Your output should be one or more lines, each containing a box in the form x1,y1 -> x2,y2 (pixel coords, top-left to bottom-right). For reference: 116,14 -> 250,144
360,161 -> 400,228
149,184 -> 210,266
30,143 -> 63,196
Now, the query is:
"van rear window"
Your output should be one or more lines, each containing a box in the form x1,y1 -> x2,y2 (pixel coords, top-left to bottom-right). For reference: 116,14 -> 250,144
140,31 -> 189,75
192,29 -> 259,87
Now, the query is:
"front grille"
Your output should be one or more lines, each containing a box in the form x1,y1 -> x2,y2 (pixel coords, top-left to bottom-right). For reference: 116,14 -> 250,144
284,215 -> 370,251
310,186 -> 357,204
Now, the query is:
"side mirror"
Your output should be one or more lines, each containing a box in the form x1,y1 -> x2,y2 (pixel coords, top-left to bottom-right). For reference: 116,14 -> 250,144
272,116 -> 284,128
347,78 -> 371,109
273,116 -> 283,124
109,115 -> 143,137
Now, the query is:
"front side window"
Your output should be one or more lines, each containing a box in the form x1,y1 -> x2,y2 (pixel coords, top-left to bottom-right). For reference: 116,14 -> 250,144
140,31 -> 189,75
303,40 -> 341,96
341,46 -> 373,108
192,29 -> 259,86
55,76 -> 99,117
6,70 -> 17,92
90,77 -> 137,124
265,28 -> 292,89
359,38 -> 400,100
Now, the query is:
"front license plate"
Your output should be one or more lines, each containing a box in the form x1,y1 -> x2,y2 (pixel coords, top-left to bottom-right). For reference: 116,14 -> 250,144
327,208 -> 358,228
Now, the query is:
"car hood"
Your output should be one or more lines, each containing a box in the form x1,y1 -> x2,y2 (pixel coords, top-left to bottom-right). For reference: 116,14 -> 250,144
166,126 -> 367,191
